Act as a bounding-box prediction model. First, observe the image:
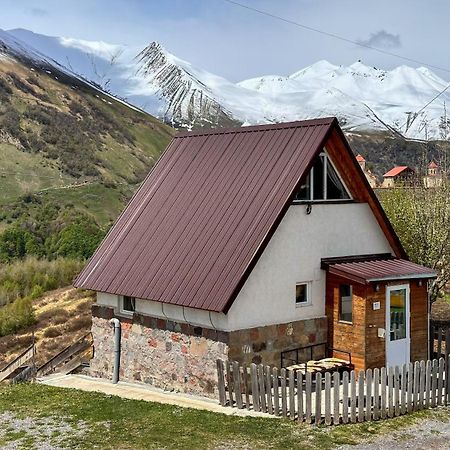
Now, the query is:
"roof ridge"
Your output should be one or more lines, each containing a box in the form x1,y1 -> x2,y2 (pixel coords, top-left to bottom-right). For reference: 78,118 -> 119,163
175,117 -> 336,139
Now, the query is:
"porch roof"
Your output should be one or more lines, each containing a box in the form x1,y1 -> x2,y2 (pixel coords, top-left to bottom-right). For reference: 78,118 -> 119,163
323,257 -> 437,285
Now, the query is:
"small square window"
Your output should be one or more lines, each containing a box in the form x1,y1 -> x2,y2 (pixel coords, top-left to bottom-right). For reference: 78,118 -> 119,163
339,284 -> 353,322
295,283 -> 310,306
122,296 -> 135,313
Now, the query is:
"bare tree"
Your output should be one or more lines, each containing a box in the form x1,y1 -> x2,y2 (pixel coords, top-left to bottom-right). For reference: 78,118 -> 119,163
380,174 -> 450,302
87,48 -> 124,91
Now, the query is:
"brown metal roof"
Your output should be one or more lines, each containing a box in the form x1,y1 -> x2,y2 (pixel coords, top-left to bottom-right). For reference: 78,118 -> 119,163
75,117 -> 337,312
326,258 -> 437,285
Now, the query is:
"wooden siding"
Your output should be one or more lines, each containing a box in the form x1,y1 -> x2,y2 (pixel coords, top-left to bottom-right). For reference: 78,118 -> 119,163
326,273 -> 429,371
326,273 -> 367,371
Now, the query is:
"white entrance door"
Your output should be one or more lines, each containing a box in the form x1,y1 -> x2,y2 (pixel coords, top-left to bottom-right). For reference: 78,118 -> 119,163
386,284 -> 410,368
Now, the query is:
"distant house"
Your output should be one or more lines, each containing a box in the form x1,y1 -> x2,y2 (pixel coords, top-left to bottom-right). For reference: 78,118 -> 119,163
382,166 -> 416,188
356,154 -> 378,188
75,118 -> 435,398
423,160 -> 443,188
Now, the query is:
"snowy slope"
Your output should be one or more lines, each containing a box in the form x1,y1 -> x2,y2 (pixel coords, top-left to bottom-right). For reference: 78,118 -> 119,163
5,28 -> 450,140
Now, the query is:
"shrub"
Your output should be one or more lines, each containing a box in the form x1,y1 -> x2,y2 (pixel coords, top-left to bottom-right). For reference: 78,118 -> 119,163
0,257 -> 84,307
0,296 -> 35,337
30,284 -> 44,299
43,326 -> 63,338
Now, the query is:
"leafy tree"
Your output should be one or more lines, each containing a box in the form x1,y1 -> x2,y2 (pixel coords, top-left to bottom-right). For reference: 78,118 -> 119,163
0,227 -> 38,262
55,218 -> 105,259
380,181 -> 450,301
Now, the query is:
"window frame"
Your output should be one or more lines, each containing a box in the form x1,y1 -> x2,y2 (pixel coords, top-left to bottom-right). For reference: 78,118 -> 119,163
120,295 -> 136,315
339,284 -> 353,324
293,149 -> 352,203
295,282 -> 312,307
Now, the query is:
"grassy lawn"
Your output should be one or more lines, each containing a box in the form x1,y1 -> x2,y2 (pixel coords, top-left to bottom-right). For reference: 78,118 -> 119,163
1,384 -> 450,449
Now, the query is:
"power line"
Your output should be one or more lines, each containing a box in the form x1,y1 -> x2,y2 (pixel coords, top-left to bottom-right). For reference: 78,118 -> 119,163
221,0 -> 450,75
222,0 -> 450,138
400,82 -> 450,131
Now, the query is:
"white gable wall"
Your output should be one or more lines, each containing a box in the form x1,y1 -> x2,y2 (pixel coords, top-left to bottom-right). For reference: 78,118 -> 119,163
96,202 -> 393,332
226,202 -> 393,329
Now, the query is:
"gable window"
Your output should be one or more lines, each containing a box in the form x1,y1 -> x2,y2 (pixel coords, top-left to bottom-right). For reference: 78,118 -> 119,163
295,282 -> 311,306
293,150 -> 351,202
121,296 -> 136,314
339,284 -> 353,323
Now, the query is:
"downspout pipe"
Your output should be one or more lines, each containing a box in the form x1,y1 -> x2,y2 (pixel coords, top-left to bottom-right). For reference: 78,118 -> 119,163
109,318 -> 121,384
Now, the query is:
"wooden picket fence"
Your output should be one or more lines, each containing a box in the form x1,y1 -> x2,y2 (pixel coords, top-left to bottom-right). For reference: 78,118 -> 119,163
216,357 -> 450,425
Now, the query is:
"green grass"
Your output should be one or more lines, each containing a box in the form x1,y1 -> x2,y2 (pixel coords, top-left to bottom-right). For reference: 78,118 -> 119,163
0,143 -> 73,205
1,384 -> 450,449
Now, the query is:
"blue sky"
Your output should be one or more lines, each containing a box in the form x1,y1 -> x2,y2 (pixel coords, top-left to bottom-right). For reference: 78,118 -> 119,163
1,0 -> 450,81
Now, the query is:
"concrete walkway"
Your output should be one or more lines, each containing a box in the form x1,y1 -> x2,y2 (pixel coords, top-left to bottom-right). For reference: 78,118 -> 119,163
39,374 -> 272,418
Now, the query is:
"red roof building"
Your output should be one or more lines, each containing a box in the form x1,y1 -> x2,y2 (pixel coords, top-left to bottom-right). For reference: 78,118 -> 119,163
382,166 -> 416,188
76,118 -> 436,396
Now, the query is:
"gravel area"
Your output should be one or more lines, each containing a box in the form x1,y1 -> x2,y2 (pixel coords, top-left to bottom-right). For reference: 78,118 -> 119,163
339,417 -> 450,450
0,412 -> 89,449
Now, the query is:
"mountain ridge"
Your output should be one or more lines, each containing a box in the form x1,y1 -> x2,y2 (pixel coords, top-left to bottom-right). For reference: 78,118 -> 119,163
6,27 -> 450,140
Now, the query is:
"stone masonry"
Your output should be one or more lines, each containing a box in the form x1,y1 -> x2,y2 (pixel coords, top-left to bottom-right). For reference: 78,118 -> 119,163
228,316 -> 328,367
90,305 -> 327,398
90,306 -> 229,398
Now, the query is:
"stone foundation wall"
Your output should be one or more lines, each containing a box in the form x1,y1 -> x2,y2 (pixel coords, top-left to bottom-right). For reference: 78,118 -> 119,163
90,305 -> 327,398
90,306 -> 229,398
228,316 -> 328,367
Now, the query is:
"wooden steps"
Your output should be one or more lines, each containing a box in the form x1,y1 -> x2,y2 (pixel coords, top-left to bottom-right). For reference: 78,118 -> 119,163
36,333 -> 93,378
0,344 -> 36,382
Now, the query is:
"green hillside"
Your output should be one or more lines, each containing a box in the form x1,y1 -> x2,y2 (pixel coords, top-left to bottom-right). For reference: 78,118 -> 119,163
0,55 -> 173,259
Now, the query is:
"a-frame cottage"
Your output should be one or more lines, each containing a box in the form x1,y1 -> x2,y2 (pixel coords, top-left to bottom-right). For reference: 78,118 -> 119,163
75,118 -> 436,398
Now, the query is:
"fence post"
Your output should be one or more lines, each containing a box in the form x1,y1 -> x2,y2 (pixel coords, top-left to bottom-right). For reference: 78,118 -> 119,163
407,362 -> 413,413
438,358 -> 445,406
394,366 -> 400,416
272,367 -> 279,416
333,371 -> 340,426
413,361 -> 420,410
250,363 -> 260,412
373,368 -> 380,420
358,370 -> 365,423
297,371 -> 303,422
289,370 -> 296,420
226,361 -> 233,407
425,359 -> 432,408
242,363 -> 250,410
324,372 -> 332,426
257,365 -> 266,412
446,332 -> 450,404
305,372 -> 312,424
315,372 -> 322,425
400,363 -> 407,415
217,359 -> 226,406
350,370 -> 357,423
280,368 -> 288,417
380,367 -> 387,419
388,366 -> 394,418
431,359 -> 438,407
447,355 -> 450,405
232,361 -> 243,409
365,369 -> 372,421
342,371 -> 349,424
265,366 -> 273,415
418,360 -> 425,410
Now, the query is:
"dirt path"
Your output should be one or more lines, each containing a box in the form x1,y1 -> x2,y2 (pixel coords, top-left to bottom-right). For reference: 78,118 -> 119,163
339,416 -> 450,449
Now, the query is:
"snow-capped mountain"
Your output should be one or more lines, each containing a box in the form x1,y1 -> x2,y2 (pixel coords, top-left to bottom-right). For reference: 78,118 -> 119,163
4,28 -> 450,140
